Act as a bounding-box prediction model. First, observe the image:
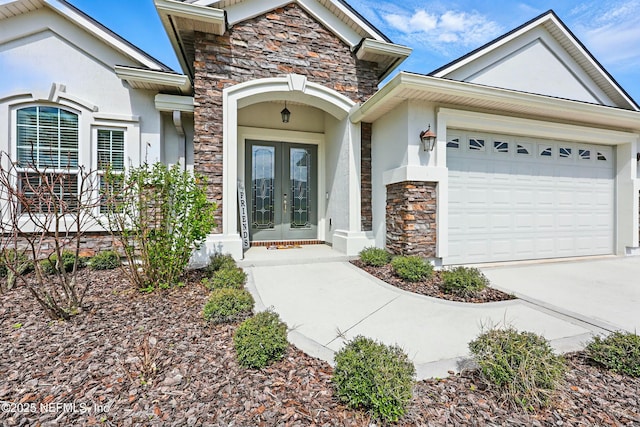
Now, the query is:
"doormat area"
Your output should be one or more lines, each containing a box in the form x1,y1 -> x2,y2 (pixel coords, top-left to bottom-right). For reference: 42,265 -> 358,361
251,240 -> 325,247
266,245 -> 302,250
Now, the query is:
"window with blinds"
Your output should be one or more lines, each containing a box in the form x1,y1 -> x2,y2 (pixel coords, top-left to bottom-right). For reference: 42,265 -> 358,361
16,106 -> 79,211
97,129 -> 125,214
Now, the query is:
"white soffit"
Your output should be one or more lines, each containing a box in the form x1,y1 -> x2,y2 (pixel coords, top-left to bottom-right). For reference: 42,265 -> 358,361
431,11 -> 638,111
115,65 -> 192,94
351,72 -> 640,133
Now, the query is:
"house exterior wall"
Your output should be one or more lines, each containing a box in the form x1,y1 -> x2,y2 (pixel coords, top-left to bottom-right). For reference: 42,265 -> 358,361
0,8 -> 167,165
192,3 -> 380,233
442,27 -> 616,107
0,7 -> 187,251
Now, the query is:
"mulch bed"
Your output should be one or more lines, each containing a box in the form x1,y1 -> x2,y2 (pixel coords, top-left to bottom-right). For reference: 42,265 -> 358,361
1,268 -> 639,426
351,260 -> 515,303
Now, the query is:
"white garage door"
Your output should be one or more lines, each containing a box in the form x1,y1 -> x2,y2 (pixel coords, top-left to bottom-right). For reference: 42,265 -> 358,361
447,131 -> 615,264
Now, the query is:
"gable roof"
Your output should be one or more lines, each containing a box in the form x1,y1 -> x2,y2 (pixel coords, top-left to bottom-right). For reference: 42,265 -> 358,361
1,0 -> 193,94
155,0 -> 411,81
430,10 -> 638,111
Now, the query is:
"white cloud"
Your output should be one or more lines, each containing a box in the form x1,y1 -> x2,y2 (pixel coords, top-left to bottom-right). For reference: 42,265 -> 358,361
385,9 -> 437,33
382,8 -> 502,55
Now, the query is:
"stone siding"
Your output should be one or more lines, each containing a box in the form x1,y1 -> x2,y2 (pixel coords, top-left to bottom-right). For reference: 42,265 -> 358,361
193,4 -> 380,232
360,122 -> 372,231
386,181 -> 437,257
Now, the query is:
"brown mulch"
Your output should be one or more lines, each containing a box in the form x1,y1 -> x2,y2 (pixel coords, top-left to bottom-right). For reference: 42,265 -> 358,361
1,269 -> 639,426
351,260 -> 516,303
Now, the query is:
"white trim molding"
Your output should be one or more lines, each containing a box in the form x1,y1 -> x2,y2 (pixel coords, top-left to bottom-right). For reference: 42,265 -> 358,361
115,66 -> 192,94
155,94 -> 195,113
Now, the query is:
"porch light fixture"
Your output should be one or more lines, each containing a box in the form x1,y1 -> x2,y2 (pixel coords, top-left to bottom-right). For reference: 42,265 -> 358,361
419,125 -> 437,151
281,102 -> 291,123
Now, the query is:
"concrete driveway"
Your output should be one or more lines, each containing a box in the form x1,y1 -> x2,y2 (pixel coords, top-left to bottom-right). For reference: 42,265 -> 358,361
481,256 -> 640,333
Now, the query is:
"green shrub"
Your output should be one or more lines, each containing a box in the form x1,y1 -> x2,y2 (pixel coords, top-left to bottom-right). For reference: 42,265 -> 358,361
440,267 -> 489,297
102,162 -> 217,290
359,247 -> 391,267
586,331 -> 640,377
89,250 -> 121,270
391,256 -> 432,282
203,266 -> 247,290
205,253 -> 237,276
234,310 -> 288,369
333,336 -> 415,423
41,251 -> 86,275
203,288 -> 254,324
469,327 -> 566,409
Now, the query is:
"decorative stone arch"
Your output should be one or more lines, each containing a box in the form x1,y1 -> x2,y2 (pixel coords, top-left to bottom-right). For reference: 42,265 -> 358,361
221,74 -> 357,242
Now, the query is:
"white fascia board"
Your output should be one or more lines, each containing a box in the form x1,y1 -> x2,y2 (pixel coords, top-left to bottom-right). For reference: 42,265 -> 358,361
296,0 -> 365,47
351,72 -> 640,130
155,94 -> 195,113
115,65 -> 192,93
154,0 -> 226,34
356,39 -> 412,60
546,15 -> 639,111
44,0 -> 166,71
321,0 -> 387,42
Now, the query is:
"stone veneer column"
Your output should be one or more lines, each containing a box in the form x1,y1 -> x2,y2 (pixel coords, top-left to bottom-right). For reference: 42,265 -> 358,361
386,181 -> 437,257
360,122 -> 372,231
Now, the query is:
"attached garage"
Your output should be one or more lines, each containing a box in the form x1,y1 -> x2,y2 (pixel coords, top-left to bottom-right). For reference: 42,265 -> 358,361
446,131 -> 615,264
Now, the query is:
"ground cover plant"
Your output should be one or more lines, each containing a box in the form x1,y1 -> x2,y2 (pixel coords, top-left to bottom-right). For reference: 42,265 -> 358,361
390,255 -> 433,282
89,250 -> 121,270
234,310 -> 288,369
203,287 -> 254,324
469,327 -> 567,409
440,266 -> 489,297
358,247 -> 391,267
585,331 -> 640,377
333,336 -> 415,423
203,266 -> 247,290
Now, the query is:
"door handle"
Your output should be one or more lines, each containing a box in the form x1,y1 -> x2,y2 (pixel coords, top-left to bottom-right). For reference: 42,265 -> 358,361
283,193 -> 287,213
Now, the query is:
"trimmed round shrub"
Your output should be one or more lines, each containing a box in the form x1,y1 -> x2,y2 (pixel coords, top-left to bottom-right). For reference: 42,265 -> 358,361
333,336 -> 415,423
391,255 -> 433,282
359,247 -> 391,267
586,331 -> 640,377
440,267 -> 489,297
89,250 -> 121,270
203,288 -> 255,324
205,253 -> 236,276
469,327 -> 566,409
41,251 -> 86,275
234,310 -> 288,369
203,266 -> 247,290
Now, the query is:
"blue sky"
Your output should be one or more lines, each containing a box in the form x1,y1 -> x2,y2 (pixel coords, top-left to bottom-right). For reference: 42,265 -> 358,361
67,0 -> 640,103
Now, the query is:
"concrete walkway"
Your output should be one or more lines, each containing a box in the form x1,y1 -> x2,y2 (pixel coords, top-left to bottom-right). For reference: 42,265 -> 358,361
240,246 -> 605,379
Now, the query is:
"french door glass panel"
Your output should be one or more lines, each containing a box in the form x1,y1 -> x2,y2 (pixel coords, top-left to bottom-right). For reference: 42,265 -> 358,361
247,141 -> 317,241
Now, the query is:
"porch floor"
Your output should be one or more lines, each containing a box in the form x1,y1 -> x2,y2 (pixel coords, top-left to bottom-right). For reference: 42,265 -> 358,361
238,244 -> 351,267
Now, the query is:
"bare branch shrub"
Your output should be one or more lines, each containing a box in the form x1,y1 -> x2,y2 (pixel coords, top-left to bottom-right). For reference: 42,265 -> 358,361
0,151 -> 102,319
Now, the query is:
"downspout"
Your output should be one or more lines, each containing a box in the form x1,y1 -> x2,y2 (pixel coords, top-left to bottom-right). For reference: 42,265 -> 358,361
172,110 -> 186,170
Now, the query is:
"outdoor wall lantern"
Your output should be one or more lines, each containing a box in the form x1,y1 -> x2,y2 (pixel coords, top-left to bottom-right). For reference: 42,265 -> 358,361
419,125 -> 437,151
281,102 -> 291,123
